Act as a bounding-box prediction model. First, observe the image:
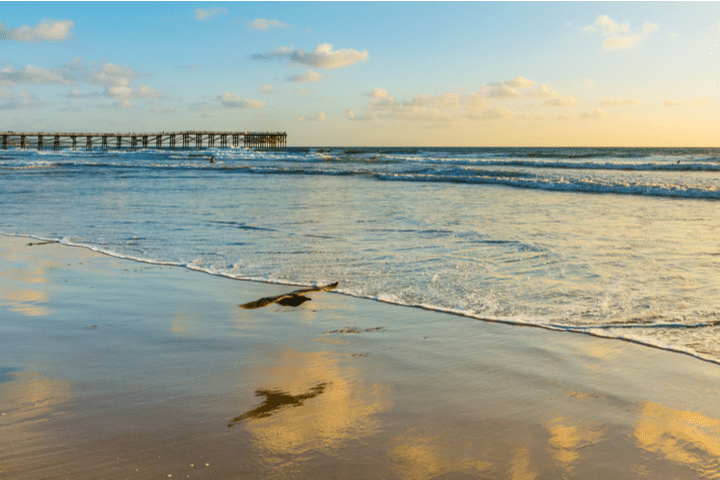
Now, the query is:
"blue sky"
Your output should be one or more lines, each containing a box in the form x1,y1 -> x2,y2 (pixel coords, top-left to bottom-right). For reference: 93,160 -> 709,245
1,2 -> 719,146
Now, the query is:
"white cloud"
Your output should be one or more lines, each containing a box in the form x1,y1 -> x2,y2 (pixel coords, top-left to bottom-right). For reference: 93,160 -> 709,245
346,108 -> 372,122
87,63 -> 136,87
259,84 -> 274,93
504,76 -> 536,89
294,88 -> 312,95
104,85 -> 161,99
581,15 -> 657,49
250,18 -> 289,31
0,19 -> 74,42
486,84 -> 522,99
0,89 -> 50,109
664,100 -> 682,107
465,106 -> 514,121
600,97 -> 641,107
286,71 -> 327,83
218,92 -> 266,109
642,22 -> 659,34
65,88 -> 88,98
366,90 -> 505,123
0,65 -> 75,86
593,15 -> 630,36
151,106 -> 180,114
369,88 -> 391,99
580,108 -> 607,119
603,34 -> 641,49
543,96 -> 581,107
290,43 -> 368,69
313,112 -> 327,122
525,84 -> 559,99
194,7 -> 228,21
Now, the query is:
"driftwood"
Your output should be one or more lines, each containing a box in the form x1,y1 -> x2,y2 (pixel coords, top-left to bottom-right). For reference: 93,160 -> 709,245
238,282 -> 339,309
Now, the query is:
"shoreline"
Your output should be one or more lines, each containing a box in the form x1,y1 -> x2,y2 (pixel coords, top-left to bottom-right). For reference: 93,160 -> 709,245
3,234 -> 720,478
3,231 -> 719,368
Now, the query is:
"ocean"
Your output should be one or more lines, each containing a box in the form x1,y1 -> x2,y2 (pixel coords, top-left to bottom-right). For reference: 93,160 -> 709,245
2,146 -> 720,363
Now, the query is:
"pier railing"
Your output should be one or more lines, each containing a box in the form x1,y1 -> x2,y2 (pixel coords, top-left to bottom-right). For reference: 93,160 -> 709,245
0,131 -> 287,150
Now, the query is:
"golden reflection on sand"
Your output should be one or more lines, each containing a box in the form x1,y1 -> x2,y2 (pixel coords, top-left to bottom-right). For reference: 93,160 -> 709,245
1,370 -> 73,420
390,435 -> 493,479
508,446 -> 537,480
547,418 -> 604,469
0,370 -> 73,473
0,247 -> 55,317
239,349 -> 390,455
635,402 -> 720,476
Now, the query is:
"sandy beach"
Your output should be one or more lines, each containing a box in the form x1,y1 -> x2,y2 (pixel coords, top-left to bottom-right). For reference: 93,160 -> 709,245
2,234 -> 720,479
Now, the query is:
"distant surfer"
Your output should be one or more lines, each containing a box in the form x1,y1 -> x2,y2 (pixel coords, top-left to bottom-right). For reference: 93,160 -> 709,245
210,156 -> 215,163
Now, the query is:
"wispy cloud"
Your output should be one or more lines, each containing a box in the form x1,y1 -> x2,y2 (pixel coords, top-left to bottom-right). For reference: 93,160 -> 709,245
525,84 -> 559,99
0,19 -> 74,42
286,71 -> 327,83
581,15 -> 658,49
249,18 -> 290,31
195,7 -> 228,21
87,63 -> 137,87
217,92 -> 266,109
251,46 -> 293,61
104,85 -> 162,99
0,89 -> 51,109
368,88 -> 390,99
664,100 -> 682,107
254,43 -> 368,69
65,88 -> 89,98
543,97 -> 581,107
0,65 -> 75,86
600,97 -> 641,107
580,108 -> 607,119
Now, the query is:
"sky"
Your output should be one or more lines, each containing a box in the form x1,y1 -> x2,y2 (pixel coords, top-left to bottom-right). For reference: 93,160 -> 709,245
1,1 -> 719,147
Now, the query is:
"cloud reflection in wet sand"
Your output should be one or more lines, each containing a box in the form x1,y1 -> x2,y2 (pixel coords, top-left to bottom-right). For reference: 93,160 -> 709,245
547,418 -> 605,471
0,370 -> 73,475
237,350 -> 390,458
635,402 -> 720,478
0,245 -> 54,317
390,434 -> 493,479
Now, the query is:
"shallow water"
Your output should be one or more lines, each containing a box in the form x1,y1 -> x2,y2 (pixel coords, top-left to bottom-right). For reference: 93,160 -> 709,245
2,146 -> 720,362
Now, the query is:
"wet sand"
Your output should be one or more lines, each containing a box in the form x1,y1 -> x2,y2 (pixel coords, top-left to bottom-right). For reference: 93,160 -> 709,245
2,234 -> 720,479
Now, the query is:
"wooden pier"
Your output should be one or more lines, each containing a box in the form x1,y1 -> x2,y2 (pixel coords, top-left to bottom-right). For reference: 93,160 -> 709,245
0,131 -> 287,150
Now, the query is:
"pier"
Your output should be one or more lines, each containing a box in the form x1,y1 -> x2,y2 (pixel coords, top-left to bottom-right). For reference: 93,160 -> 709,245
0,131 -> 287,150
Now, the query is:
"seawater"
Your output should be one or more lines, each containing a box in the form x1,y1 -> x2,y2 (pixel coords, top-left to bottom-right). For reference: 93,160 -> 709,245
2,146 -> 720,363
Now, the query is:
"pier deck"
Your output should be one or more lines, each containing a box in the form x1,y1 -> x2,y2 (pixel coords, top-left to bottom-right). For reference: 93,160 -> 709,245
1,131 -> 286,150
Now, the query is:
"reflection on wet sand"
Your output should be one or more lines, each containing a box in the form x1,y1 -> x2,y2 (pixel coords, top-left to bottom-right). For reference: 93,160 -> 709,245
508,446 -> 537,480
239,349 -> 390,458
0,244 -> 54,317
0,370 -> 73,475
547,418 -> 604,470
390,434 -> 493,479
635,402 -> 720,477
228,382 -> 328,427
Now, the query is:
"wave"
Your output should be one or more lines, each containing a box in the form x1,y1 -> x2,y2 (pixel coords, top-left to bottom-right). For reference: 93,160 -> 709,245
5,230 -> 720,367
